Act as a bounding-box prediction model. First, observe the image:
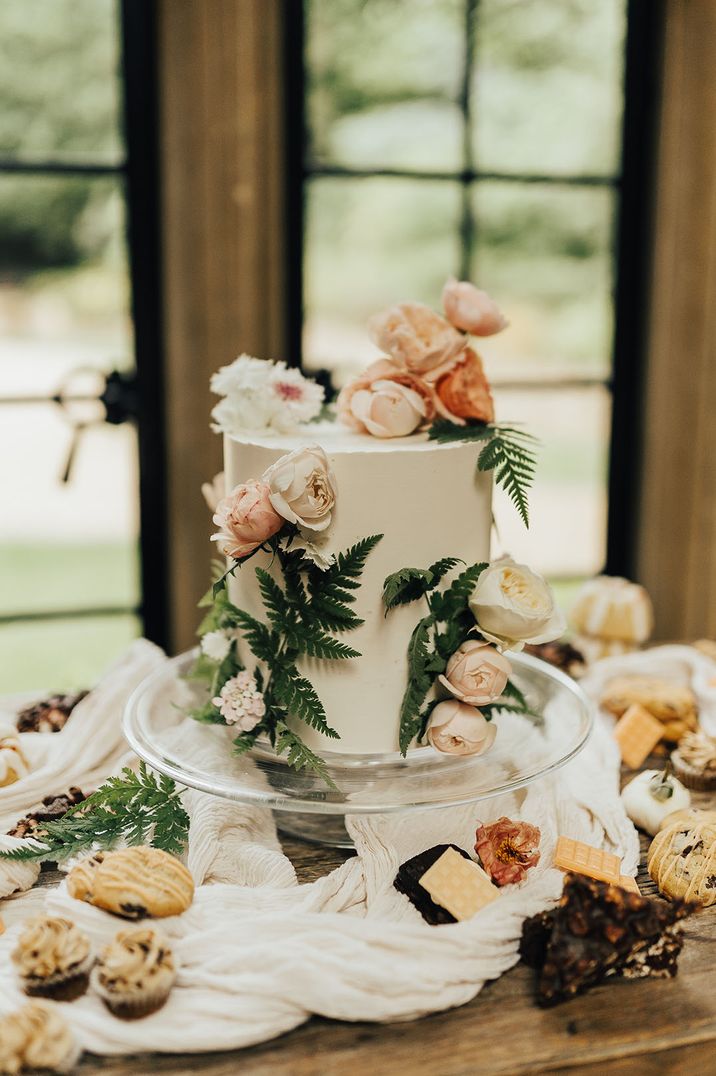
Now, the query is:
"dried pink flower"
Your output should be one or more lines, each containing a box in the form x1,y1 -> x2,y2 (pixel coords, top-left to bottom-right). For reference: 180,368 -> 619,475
474,816 -> 541,886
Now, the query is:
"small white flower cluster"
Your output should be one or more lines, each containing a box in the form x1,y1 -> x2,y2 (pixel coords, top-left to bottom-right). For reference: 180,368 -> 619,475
210,354 -> 324,435
200,629 -> 234,662
212,670 -> 266,732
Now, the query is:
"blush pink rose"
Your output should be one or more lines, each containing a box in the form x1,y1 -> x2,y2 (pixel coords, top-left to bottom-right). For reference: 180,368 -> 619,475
426,700 -> 497,756
337,358 -> 436,438
442,278 -> 508,336
434,347 -> 495,424
211,479 -> 283,560
368,302 -> 465,379
438,640 -> 511,705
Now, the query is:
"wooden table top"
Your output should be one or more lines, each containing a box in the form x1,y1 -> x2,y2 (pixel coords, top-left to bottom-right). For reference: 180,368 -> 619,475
58,772 -> 716,1074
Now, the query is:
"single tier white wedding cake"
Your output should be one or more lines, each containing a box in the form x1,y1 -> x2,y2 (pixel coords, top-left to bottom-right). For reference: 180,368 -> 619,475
192,280 -> 564,779
224,425 -> 492,753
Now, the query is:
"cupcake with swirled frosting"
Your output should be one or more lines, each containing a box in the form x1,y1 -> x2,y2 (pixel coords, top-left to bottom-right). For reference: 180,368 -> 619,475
672,730 -> 716,791
91,927 -> 176,1019
0,1000 -> 80,1074
12,916 -> 94,1001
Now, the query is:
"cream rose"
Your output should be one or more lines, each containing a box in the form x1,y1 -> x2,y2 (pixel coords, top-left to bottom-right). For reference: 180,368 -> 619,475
262,444 -> 337,533
368,301 -> 465,379
469,559 -> 566,651
438,640 -> 511,705
211,479 -> 283,560
426,700 -> 497,756
442,278 -> 508,336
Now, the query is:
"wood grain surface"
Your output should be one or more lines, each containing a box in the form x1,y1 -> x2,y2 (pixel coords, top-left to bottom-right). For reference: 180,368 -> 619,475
65,777 -> 716,1076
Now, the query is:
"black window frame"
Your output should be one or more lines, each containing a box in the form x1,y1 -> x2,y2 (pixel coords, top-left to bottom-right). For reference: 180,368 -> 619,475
285,0 -> 663,582
0,0 -> 168,648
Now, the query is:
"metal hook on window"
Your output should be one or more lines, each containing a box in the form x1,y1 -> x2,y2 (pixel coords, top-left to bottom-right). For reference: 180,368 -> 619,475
54,367 -> 138,484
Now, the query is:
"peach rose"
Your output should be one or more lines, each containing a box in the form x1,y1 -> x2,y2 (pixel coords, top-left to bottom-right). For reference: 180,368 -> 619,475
442,278 -> 508,336
337,359 -> 435,438
368,302 -> 465,379
435,347 -> 495,424
211,479 -> 283,560
438,640 -> 511,705
426,700 -> 497,756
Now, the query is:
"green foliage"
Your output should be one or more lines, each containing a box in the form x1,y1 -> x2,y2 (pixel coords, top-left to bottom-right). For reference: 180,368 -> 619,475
382,567 -> 434,611
428,419 -> 494,444
477,427 -> 538,529
190,534 -> 383,784
382,558 -> 463,612
0,763 -> 189,864
428,421 -> 538,528
272,663 -> 339,739
275,725 -> 337,791
399,616 -> 435,754
388,556 -> 539,754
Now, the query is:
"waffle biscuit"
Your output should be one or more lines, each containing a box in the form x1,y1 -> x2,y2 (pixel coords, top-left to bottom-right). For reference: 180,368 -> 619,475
418,847 -> 498,920
553,836 -> 621,884
601,676 -> 698,744
613,704 -> 663,768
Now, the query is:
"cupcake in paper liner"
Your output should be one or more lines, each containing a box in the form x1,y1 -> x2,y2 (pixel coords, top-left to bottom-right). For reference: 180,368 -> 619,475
12,916 -> 94,1001
91,927 -> 176,1019
0,1000 -> 81,1074
671,730 -> 716,791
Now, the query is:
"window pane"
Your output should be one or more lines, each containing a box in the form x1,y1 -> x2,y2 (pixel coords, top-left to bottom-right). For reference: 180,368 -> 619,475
0,403 -> 139,614
472,0 -> 627,177
0,0 -> 123,164
303,177 -> 462,384
0,175 -> 132,397
0,614 -> 140,694
306,0 -> 465,172
490,385 -> 611,579
471,182 -> 615,380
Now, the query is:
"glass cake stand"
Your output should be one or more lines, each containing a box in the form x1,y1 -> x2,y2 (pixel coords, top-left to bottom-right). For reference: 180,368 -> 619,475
123,650 -> 594,847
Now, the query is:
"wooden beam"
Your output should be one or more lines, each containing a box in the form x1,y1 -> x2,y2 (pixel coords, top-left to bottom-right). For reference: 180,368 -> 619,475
636,0 -> 716,638
157,0 -> 288,651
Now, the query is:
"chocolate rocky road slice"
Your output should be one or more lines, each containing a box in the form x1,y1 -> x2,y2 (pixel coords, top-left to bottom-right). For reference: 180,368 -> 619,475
520,873 -> 695,1007
8,788 -> 86,839
394,843 -> 472,925
16,691 -> 88,733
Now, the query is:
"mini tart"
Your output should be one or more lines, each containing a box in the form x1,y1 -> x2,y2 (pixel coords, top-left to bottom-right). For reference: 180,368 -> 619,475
0,1000 -> 80,1074
67,846 -> 194,919
12,916 -> 94,1001
671,731 -> 716,791
92,927 -> 176,1019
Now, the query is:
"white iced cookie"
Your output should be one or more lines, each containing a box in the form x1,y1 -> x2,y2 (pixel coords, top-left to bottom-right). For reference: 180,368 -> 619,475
621,769 -> 691,836
0,725 -> 30,787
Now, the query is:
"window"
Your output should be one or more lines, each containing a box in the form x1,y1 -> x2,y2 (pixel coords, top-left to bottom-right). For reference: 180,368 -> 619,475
300,0 -> 630,598
0,0 -> 146,691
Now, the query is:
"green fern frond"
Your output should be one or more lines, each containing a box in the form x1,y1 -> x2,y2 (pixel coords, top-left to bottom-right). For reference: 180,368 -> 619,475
275,725 -> 337,790
272,664 -> 339,738
477,430 -> 537,528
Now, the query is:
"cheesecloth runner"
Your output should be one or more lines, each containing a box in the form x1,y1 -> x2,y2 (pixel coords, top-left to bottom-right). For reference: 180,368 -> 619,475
2,638 -> 710,1057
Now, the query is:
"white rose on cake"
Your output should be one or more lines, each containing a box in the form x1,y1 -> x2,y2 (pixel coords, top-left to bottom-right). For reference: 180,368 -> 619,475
210,354 -> 324,435
469,558 -> 565,651
263,445 -> 337,533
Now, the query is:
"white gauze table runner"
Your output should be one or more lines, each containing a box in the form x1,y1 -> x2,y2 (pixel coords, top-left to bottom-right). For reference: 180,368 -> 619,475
3,640 -> 712,1057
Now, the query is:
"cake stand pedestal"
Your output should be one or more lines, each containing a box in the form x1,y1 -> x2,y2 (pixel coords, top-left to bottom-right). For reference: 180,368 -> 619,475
123,651 -> 594,849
